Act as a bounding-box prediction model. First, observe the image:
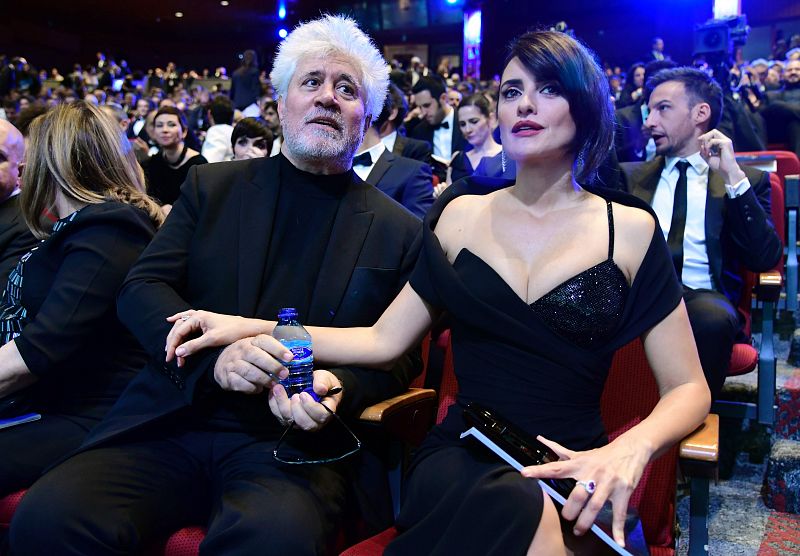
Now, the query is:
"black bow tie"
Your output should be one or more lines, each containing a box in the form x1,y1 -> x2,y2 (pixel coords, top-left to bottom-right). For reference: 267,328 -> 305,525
353,151 -> 373,167
433,121 -> 450,130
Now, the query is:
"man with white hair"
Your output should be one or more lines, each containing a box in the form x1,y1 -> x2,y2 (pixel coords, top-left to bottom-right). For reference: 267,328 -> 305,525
11,15 -> 421,555
0,119 -> 36,287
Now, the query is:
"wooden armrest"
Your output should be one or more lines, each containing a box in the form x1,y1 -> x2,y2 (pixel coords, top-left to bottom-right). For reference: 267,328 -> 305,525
358,388 -> 436,423
756,271 -> 782,302
679,414 -> 718,463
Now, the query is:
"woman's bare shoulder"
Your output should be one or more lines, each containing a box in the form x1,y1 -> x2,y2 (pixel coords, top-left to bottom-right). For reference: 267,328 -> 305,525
435,193 -> 495,254
610,201 -> 657,279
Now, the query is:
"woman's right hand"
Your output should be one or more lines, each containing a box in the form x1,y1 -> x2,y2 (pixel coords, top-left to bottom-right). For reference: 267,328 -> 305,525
165,310 -> 273,366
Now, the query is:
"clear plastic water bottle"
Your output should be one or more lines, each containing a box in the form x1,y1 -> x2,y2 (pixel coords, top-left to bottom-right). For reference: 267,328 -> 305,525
273,308 -> 315,397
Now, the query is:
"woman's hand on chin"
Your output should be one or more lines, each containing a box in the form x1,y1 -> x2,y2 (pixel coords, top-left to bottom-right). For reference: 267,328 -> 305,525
520,434 -> 652,549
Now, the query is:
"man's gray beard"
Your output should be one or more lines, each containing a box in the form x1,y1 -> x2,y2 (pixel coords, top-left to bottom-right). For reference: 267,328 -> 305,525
283,126 -> 363,167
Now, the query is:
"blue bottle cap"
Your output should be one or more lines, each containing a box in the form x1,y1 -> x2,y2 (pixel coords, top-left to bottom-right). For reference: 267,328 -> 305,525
277,307 -> 298,320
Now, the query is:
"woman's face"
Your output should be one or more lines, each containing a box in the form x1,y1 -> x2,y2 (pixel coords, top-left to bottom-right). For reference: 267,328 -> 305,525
154,114 -> 185,148
458,105 -> 492,148
233,135 -> 270,160
633,66 -> 645,88
498,57 -> 576,165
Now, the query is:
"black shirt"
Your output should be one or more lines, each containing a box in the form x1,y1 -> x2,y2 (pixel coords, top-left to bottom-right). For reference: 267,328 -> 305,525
194,154 -> 352,431
145,152 -> 208,206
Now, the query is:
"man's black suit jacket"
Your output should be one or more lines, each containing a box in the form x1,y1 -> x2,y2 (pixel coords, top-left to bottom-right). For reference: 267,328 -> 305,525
81,155 -> 422,451
0,194 -> 37,288
391,134 -> 432,163
365,150 -> 434,219
409,117 -> 467,160
620,157 -> 782,305
614,101 -> 646,163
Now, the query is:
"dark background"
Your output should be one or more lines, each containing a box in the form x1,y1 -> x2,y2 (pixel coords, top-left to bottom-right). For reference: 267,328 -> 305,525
2,0 -> 799,77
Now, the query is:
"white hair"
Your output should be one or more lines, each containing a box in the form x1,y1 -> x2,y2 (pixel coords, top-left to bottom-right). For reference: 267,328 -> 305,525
270,14 -> 389,119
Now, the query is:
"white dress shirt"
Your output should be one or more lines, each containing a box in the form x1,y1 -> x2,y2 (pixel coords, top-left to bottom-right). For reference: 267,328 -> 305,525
270,136 -> 282,157
381,130 -> 398,153
352,142 -> 386,181
201,124 -> 234,163
651,152 -> 751,290
432,109 -> 455,161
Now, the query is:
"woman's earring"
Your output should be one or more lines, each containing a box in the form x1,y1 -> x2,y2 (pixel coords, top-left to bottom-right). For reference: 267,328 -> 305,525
575,148 -> 587,176
501,150 -> 507,174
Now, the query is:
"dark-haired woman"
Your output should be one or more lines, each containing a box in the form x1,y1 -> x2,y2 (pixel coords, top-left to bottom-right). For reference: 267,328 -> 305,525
144,105 -> 207,209
165,30 -> 709,553
0,101 -> 163,496
617,62 -> 646,108
231,117 -> 273,160
449,94 -> 503,184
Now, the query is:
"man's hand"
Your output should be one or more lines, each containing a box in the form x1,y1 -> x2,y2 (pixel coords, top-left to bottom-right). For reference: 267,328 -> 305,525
213,337 -> 290,394
268,370 -> 343,431
698,129 -> 746,186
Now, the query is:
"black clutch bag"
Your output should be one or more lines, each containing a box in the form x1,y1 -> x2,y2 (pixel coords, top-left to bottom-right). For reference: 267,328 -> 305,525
461,401 -> 650,556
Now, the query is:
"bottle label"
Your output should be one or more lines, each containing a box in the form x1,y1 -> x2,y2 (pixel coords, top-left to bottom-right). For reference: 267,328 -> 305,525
288,346 -> 313,364
279,339 -> 313,365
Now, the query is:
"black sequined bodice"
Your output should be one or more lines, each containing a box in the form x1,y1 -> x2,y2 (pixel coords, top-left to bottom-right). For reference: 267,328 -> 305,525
529,258 -> 628,349
454,201 -> 629,350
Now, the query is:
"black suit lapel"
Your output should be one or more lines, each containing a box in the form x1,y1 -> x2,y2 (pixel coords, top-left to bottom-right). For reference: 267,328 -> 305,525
451,122 -> 465,154
365,150 -> 393,187
705,170 -> 726,287
237,158 -> 280,316
308,178 -> 373,325
392,135 -> 406,157
629,157 -> 664,204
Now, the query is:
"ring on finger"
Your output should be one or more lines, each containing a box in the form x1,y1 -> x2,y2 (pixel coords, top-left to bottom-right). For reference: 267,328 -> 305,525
180,315 -> 191,322
576,479 -> 597,495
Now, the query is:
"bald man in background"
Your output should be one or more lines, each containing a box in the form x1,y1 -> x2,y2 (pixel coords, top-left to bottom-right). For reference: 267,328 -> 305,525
0,120 -> 36,287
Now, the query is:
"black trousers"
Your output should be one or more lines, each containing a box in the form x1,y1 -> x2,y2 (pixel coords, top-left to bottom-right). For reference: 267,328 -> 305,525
0,413 -> 96,496
9,426 -> 348,556
683,287 -> 741,400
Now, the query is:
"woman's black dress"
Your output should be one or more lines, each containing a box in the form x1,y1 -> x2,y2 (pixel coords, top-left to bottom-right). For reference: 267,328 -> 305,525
385,178 -> 682,555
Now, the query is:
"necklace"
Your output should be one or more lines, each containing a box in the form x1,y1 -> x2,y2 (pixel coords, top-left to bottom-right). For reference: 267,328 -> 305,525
163,143 -> 188,168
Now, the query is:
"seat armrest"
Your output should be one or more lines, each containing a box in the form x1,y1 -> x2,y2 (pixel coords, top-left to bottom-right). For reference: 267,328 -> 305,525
358,388 -> 436,422
755,271 -> 782,303
680,414 -> 718,463
785,175 -> 799,209
358,388 -> 437,446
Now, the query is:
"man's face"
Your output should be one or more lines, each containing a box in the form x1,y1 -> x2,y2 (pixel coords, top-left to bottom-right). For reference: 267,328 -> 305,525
653,38 -> 664,52
446,89 -> 462,108
0,121 -> 24,201
415,89 -> 446,125
645,80 -> 703,158
278,55 -> 368,169
136,99 -> 150,117
785,60 -> 800,85
263,106 -> 280,132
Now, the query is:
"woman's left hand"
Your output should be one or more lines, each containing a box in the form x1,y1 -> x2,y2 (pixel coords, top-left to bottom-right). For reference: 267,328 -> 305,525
165,310 -> 270,366
520,434 -> 652,548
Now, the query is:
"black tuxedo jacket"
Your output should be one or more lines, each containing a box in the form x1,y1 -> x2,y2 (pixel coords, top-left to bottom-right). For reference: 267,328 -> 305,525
0,194 -> 37,288
621,157 -> 782,304
391,134 -> 432,163
409,117 -> 467,159
365,150 -> 434,219
81,156 -> 422,450
614,101 -> 646,163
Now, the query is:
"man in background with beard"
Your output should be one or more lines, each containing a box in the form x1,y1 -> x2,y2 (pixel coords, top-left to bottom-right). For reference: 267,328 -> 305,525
11,15 -> 422,556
